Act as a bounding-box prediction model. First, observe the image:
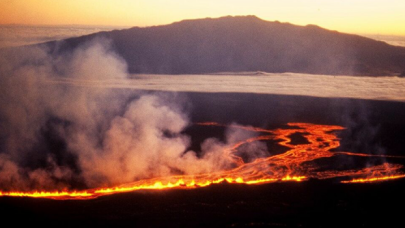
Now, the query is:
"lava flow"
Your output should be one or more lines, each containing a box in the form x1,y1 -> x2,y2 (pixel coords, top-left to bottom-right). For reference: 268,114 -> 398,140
1,122 -> 404,200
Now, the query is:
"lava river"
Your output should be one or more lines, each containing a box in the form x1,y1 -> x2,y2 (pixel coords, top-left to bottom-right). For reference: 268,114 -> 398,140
1,122 -> 404,200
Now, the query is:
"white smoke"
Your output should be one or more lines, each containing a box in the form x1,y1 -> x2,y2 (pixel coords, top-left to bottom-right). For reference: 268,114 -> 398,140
0,38 -> 267,190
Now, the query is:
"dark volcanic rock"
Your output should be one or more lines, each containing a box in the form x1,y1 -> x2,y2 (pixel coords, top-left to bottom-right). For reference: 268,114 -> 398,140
44,16 -> 405,76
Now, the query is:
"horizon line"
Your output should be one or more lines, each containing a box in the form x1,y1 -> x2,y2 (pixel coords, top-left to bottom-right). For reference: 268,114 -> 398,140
1,15 -> 405,37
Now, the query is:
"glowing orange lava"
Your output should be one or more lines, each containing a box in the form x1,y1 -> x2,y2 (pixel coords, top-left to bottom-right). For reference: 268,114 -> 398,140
1,122 -> 404,200
341,175 -> 405,183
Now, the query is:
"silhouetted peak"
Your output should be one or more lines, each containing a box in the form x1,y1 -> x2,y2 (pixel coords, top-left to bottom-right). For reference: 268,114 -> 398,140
44,16 -> 405,76
218,15 -> 263,21
305,24 -> 322,29
170,15 -> 269,27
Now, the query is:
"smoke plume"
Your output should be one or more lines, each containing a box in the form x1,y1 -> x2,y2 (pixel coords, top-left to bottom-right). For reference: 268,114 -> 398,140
0,38 -> 266,191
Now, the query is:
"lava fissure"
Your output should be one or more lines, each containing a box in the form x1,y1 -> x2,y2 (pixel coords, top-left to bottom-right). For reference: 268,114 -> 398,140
1,122 -> 404,200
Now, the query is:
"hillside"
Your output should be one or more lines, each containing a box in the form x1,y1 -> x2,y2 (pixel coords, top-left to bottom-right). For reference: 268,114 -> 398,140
44,16 -> 405,76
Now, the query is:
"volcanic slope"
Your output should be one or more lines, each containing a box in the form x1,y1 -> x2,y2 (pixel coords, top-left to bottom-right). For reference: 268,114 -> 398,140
43,16 -> 405,76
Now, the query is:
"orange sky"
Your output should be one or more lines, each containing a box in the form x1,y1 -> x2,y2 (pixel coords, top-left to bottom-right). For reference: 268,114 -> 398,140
1,0 -> 404,35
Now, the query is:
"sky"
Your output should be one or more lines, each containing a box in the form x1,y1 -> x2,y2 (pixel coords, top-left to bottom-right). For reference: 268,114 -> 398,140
0,0 -> 404,35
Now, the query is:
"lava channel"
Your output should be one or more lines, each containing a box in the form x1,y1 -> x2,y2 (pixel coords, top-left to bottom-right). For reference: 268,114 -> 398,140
1,122 -> 404,200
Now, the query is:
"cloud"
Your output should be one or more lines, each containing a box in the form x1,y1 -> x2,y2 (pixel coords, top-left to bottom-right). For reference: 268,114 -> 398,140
0,25 -> 121,49
45,72 -> 405,103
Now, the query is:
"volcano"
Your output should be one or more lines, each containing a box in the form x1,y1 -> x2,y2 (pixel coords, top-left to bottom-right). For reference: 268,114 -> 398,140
42,16 -> 405,76
1,16 -> 405,228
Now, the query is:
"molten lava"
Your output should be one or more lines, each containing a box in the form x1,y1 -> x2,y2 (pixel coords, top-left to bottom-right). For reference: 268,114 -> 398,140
1,122 -> 404,200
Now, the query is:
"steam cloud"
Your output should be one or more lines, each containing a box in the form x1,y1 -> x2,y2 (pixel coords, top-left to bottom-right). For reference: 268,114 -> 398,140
0,38 -> 266,191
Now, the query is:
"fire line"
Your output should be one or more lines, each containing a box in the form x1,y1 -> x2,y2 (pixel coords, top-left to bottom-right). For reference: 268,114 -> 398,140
1,122 -> 404,200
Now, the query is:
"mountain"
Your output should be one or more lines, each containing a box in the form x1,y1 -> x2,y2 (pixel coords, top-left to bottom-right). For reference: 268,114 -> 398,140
45,16 -> 405,76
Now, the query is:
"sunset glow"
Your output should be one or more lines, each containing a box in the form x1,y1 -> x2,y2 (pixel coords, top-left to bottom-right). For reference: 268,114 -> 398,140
0,0 -> 404,35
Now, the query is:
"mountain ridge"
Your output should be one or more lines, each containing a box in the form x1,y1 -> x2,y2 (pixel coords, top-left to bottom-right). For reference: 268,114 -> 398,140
44,16 -> 405,76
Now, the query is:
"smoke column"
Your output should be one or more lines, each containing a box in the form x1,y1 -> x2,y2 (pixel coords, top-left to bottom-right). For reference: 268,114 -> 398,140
0,38 -> 262,191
